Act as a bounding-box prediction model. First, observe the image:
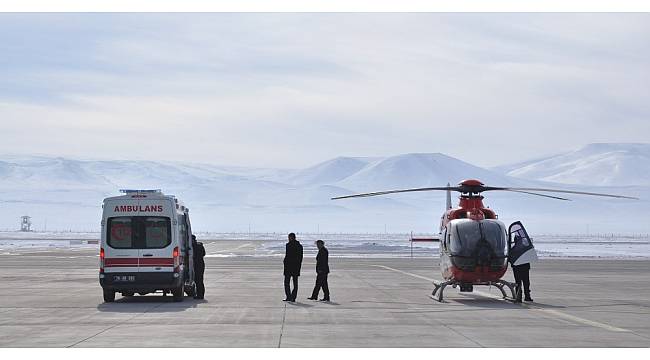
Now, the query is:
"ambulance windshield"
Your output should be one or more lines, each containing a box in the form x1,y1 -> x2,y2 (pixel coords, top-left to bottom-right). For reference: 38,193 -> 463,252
107,216 -> 171,249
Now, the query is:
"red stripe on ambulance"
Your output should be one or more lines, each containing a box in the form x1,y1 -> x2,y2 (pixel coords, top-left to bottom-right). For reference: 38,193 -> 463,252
105,258 -> 138,266
139,258 -> 174,266
104,258 -> 174,267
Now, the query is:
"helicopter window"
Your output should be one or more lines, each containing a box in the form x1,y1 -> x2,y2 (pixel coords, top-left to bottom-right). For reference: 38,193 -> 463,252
444,230 -> 451,251
450,221 -> 507,257
481,222 -> 507,254
442,227 -> 449,252
455,222 -> 480,251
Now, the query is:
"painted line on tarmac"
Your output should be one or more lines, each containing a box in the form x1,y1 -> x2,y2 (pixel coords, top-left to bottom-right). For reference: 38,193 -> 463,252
66,302 -> 165,348
530,308 -> 630,332
372,264 -> 632,333
469,290 -> 631,333
372,265 -> 435,282
278,302 -> 287,348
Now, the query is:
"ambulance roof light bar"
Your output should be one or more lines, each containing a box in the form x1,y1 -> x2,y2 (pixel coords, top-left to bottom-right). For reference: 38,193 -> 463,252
119,189 -> 162,194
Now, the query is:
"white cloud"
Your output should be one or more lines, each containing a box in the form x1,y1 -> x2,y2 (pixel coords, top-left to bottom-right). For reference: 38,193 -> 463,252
1,13 -> 649,167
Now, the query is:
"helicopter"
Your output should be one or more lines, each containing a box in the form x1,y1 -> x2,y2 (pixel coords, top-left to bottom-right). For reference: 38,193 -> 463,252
332,179 -> 638,302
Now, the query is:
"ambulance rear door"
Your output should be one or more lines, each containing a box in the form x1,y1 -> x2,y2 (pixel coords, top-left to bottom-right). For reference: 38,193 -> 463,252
104,214 -> 139,273
137,200 -> 175,274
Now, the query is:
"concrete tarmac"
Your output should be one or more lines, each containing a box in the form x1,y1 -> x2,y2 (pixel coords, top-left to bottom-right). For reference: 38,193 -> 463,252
0,248 -> 649,347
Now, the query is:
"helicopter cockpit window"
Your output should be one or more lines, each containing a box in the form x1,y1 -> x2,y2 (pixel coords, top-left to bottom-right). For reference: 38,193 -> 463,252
452,222 -> 480,254
481,221 -> 507,255
450,221 -> 507,257
440,228 -> 445,251
444,229 -> 451,251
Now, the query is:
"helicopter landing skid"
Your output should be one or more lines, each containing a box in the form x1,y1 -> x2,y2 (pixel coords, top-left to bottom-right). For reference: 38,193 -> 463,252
430,280 -> 454,302
430,279 -> 517,302
492,280 -> 518,301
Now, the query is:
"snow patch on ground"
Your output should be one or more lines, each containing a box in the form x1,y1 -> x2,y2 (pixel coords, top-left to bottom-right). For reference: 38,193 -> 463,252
2,232 -> 649,258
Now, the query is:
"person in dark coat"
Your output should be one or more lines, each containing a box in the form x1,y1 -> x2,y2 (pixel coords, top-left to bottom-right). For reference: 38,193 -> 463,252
283,233 -> 303,302
510,235 -> 533,303
308,240 -> 330,301
192,235 -> 206,300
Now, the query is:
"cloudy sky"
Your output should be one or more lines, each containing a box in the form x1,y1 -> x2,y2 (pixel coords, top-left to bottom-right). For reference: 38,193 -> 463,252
1,13 -> 648,168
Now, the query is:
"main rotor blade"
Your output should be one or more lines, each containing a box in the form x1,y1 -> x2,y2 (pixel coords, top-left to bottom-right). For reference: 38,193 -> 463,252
485,187 -> 639,200
505,190 -> 571,201
331,187 -> 459,200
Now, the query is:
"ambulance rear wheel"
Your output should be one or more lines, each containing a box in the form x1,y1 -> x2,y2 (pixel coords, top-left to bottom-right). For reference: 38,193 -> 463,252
103,289 -> 115,303
172,287 -> 184,302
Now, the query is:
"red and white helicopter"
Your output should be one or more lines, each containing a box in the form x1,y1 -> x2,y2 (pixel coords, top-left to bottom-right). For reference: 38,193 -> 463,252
333,179 -> 638,301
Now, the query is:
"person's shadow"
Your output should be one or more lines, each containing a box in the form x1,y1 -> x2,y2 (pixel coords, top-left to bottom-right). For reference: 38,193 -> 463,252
286,301 -> 315,308
453,293 -> 566,309
289,300 -> 341,307
320,301 -> 341,306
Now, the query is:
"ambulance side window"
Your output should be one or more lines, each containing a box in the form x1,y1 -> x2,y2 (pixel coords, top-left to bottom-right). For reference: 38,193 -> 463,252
179,215 -> 188,250
184,215 -> 192,244
178,219 -> 187,250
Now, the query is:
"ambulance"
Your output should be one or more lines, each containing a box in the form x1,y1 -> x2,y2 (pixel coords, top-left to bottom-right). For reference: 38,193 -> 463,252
99,190 -> 196,302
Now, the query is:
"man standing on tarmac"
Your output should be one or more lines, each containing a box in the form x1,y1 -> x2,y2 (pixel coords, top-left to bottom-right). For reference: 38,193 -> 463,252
308,240 -> 330,302
283,233 -> 303,302
192,235 -> 206,300
510,235 -> 533,303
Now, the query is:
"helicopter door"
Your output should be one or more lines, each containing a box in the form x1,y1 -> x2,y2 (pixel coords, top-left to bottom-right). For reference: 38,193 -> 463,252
508,221 -> 538,266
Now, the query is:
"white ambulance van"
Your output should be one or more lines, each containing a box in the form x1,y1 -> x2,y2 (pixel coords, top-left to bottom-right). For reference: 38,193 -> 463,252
99,190 -> 196,302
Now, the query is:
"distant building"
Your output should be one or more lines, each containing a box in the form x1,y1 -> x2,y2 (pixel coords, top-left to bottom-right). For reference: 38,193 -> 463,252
20,216 -> 32,232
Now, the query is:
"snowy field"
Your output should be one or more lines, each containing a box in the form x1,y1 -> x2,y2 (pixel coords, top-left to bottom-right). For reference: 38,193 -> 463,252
1,231 -> 649,259
2,144 -> 650,235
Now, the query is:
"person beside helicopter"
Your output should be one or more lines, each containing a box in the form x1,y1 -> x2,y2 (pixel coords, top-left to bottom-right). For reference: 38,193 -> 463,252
510,234 -> 533,303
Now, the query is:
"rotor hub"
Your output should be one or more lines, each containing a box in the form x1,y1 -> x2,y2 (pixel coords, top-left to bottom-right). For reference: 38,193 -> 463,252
458,179 -> 487,196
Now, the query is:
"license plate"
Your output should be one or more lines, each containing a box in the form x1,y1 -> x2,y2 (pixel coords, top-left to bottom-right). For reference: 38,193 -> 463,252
113,275 -> 136,282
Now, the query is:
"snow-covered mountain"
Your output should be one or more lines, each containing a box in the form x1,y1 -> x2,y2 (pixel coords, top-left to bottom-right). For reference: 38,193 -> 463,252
287,157 -> 372,186
338,153 -> 523,191
0,148 -> 647,234
495,143 -> 650,186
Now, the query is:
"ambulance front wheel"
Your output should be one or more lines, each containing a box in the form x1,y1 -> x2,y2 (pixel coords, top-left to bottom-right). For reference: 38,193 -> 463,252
172,286 -> 184,302
103,289 -> 115,303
